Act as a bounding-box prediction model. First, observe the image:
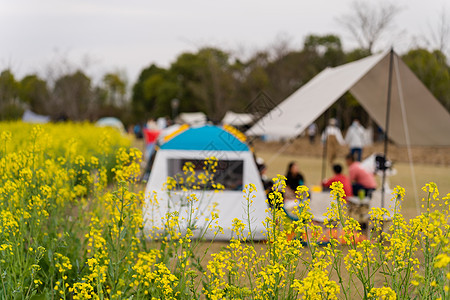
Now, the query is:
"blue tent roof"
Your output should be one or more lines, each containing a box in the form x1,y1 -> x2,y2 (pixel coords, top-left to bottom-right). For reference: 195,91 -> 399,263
160,125 -> 249,151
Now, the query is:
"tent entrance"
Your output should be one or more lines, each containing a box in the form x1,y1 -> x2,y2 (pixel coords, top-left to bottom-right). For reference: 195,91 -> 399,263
167,158 -> 244,191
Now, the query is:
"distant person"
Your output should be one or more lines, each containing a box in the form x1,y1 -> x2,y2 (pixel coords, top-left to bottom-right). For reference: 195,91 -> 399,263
165,116 -> 173,127
285,161 -> 305,199
143,120 -> 160,161
321,118 -> 345,164
375,126 -> 384,142
345,153 -> 377,198
260,164 -> 272,191
146,119 -> 157,130
256,157 -> 273,194
345,119 -> 366,161
307,123 -> 318,144
56,114 -> 68,122
157,117 -> 167,129
322,164 -> 353,199
133,124 -> 143,139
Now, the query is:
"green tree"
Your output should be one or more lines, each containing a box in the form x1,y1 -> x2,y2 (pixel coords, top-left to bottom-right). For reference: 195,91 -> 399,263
53,70 -> 96,120
103,72 -> 127,108
170,47 -> 236,122
0,69 -> 22,120
304,34 -> 346,68
345,48 -> 371,63
259,34 -> 345,106
232,52 -> 270,111
402,49 -> 450,111
132,64 -> 172,121
132,48 -> 237,122
19,75 -> 50,115
140,73 -> 179,118
265,50 -> 315,102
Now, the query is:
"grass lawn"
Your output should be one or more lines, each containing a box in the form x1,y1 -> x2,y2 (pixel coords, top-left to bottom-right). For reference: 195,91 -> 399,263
135,135 -> 449,220
255,149 -> 450,221
137,137 -> 447,297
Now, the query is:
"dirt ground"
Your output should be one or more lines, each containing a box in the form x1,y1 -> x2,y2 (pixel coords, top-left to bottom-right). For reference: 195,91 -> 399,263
251,136 -> 450,219
135,134 -> 450,218
252,136 -> 450,166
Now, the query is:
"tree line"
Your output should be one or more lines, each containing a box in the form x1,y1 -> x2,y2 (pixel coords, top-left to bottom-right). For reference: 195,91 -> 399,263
0,68 -> 128,122
0,35 -> 450,127
2,0 -> 450,129
1,36 -> 449,129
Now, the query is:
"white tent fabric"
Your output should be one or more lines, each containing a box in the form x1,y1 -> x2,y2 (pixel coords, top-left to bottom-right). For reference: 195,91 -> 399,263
95,117 -> 126,134
247,51 -> 450,146
22,109 -> 50,124
144,150 -> 268,241
156,124 -> 182,144
177,112 -> 207,126
222,111 -> 255,126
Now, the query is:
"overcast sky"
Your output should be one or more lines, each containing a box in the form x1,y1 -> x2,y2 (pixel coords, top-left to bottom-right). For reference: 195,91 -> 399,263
0,0 -> 448,83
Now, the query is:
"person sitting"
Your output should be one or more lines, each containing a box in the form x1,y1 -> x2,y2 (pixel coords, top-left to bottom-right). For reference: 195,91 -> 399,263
257,161 -> 279,209
256,157 -> 272,192
322,164 -> 353,199
345,153 -> 377,198
285,162 -> 305,199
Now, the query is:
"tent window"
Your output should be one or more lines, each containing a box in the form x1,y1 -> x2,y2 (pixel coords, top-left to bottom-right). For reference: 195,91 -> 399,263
167,159 -> 244,191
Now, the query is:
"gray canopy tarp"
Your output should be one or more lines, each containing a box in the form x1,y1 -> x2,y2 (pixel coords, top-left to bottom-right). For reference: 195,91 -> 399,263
247,51 -> 450,146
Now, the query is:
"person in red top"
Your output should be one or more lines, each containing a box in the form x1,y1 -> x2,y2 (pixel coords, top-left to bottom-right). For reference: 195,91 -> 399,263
345,153 -> 377,198
143,121 -> 160,162
322,164 -> 353,199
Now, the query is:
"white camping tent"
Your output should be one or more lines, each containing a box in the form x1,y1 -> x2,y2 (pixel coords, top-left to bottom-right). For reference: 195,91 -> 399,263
95,117 -> 126,134
22,109 -> 50,124
144,125 -> 268,241
222,111 -> 255,126
247,51 -> 450,146
176,112 -> 207,126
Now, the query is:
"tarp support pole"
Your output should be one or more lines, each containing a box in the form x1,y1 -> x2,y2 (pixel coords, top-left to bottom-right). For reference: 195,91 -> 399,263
321,111 -> 329,181
381,48 -> 394,208
394,55 -> 421,215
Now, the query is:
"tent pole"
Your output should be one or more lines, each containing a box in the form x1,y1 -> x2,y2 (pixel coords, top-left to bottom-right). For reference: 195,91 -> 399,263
393,55 -> 421,216
321,111 -> 329,181
381,48 -> 394,209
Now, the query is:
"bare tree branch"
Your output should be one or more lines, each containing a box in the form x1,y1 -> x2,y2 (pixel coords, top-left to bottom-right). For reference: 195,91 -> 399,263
428,8 -> 450,56
337,0 -> 401,53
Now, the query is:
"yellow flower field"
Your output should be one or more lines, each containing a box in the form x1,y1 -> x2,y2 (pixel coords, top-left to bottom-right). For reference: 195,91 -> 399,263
0,122 -> 449,299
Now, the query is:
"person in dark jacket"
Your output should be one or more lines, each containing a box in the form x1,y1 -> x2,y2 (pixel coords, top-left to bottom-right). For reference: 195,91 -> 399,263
285,162 -> 305,196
